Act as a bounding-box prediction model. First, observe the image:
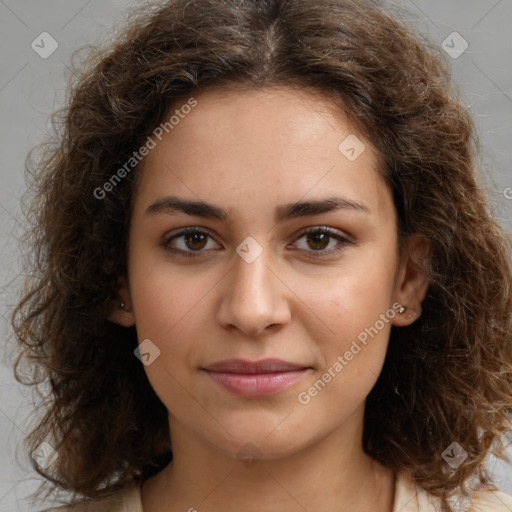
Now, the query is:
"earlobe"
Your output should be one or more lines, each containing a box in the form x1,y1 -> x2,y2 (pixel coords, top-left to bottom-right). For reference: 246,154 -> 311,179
108,276 -> 136,327
392,234 -> 431,327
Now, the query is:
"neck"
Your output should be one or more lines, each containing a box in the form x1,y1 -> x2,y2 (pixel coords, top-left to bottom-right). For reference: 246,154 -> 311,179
141,406 -> 396,512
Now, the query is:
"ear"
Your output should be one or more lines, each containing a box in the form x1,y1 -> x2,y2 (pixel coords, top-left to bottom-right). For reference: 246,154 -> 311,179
108,276 -> 136,327
392,233 -> 431,327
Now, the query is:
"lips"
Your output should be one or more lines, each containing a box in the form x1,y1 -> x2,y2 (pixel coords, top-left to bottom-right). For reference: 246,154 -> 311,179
202,358 -> 311,397
203,358 -> 308,374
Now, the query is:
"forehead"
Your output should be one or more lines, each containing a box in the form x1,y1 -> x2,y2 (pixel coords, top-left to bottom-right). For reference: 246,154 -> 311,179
134,86 -> 394,224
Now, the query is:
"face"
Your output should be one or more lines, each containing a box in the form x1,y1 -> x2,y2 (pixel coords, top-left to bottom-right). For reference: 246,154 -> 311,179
117,86 -> 426,461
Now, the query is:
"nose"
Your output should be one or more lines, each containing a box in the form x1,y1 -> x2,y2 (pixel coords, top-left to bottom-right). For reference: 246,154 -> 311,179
216,243 -> 291,338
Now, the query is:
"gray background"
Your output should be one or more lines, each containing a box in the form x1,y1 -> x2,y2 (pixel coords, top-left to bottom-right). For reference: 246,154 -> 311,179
0,0 -> 511,510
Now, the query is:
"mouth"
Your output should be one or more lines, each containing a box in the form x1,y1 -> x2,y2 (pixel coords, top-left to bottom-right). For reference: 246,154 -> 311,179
201,358 -> 312,397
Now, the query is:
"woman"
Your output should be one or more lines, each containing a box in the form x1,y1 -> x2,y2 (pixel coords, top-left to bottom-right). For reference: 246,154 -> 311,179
13,0 -> 512,511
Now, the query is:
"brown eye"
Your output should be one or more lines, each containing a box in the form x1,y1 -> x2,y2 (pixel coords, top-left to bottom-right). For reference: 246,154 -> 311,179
162,228 -> 221,257
305,231 -> 330,251
183,232 -> 208,251
292,227 -> 353,255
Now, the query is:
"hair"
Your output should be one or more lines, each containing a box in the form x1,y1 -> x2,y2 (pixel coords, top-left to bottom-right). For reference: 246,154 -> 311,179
12,0 -> 512,510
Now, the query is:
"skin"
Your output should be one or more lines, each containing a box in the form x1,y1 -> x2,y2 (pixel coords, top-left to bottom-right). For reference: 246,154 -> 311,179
111,86 -> 430,512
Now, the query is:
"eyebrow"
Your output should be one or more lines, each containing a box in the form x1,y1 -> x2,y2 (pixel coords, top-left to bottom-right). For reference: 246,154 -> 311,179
145,195 -> 370,223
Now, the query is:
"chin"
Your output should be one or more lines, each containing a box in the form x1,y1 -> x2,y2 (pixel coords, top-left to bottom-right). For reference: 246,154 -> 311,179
204,412 -> 315,462
217,435 -> 304,463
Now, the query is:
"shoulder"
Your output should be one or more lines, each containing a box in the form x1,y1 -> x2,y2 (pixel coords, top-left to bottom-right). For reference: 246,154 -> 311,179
39,481 -> 142,512
466,486 -> 512,511
394,471 -> 512,512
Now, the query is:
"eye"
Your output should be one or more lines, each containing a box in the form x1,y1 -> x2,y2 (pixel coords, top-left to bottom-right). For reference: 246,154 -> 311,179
161,228 -> 221,257
161,226 -> 353,259
291,227 -> 353,255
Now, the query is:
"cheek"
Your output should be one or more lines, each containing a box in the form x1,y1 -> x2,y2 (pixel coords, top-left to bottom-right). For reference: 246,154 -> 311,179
297,248 -> 398,346
128,235 -> 215,336
128,255 -> 222,398
130,268 -> 210,360
291,248 -> 398,398
129,276 -> 208,422
129,254 -> 200,380
295,283 -> 395,424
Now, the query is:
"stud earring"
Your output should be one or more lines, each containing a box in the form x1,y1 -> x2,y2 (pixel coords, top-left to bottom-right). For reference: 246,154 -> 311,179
120,302 -> 130,312
398,305 -> 406,314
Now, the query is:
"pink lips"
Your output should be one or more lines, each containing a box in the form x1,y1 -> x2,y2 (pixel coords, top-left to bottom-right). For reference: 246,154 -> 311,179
202,359 -> 310,397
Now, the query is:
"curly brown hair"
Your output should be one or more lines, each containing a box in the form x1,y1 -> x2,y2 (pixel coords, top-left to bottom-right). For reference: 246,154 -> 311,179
12,0 -> 512,510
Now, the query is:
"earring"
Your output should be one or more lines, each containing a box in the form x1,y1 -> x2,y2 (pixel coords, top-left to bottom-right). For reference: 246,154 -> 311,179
120,302 -> 130,312
398,305 -> 406,314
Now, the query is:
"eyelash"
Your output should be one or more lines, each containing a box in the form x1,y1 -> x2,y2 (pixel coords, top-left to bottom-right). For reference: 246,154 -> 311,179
161,226 -> 353,259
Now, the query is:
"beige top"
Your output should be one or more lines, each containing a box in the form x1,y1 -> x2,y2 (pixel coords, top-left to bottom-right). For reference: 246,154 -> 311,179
43,471 -> 512,512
